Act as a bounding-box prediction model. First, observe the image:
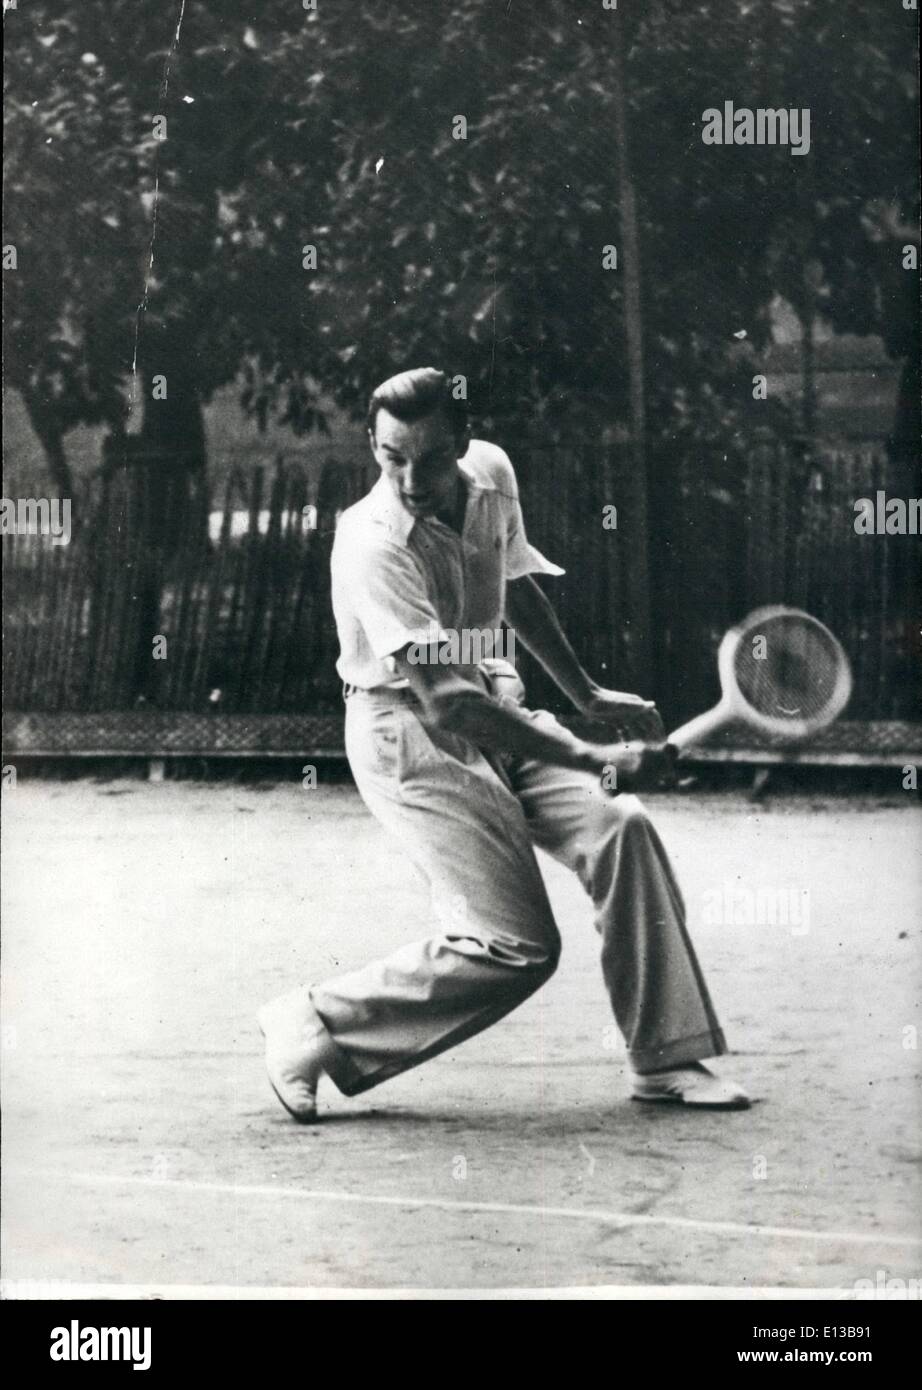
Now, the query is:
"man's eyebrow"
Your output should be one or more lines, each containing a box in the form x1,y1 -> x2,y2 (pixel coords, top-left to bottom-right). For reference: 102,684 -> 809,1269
381,444 -> 450,461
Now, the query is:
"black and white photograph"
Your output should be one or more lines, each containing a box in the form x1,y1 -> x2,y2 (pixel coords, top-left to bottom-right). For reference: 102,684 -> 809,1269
2,0 -> 920,1324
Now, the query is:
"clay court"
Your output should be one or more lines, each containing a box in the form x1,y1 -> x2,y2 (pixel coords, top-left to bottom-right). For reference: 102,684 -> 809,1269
2,777 -> 920,1296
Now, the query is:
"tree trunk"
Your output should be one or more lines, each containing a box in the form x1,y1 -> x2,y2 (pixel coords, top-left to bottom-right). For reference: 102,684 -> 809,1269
610,33 -> 652,695
138,336 -> 208,543
19,389 -> 73,496
800,295 -> 817,443
95,338 -> 209,706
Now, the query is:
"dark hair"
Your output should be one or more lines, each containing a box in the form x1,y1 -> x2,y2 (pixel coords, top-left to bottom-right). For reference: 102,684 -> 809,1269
367,367 -> 469,438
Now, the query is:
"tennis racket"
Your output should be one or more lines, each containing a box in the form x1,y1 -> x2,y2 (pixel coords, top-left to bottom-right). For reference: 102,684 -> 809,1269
668,605 -> 853,754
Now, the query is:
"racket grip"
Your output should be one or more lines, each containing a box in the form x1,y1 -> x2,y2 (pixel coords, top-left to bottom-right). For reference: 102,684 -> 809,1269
668,703 -> 730,754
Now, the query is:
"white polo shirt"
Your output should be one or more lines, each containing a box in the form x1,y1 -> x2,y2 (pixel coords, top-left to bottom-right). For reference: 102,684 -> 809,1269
331,439 -> 564,690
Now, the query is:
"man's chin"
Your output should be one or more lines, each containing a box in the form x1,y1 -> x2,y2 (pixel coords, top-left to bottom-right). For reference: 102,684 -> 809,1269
401,495 -> 436,517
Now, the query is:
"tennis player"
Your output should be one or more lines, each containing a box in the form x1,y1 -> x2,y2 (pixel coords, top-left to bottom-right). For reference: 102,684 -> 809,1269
258,368 -> 749,1120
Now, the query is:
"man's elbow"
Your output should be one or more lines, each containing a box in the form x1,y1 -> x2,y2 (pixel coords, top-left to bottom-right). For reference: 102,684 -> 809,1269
421,682 -> 491,736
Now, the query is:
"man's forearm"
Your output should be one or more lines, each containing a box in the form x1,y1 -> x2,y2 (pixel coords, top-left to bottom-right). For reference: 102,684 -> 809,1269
428,686 -> 665,788
505,575 -> 597,709
427,683 -> 599,773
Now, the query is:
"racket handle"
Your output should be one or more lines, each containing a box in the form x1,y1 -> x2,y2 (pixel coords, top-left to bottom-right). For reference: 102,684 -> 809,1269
668,703 -> 730,754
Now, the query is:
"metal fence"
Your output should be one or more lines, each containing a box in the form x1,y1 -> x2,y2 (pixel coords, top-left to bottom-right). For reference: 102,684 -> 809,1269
3,437 -> 918,728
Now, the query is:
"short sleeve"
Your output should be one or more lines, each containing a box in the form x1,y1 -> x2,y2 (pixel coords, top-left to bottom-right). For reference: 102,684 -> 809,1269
505,502 -> 566,580
484,448 -> 565,581
344,541 -> 451,661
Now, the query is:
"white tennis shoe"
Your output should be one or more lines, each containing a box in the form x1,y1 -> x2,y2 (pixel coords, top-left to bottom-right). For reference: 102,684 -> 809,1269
256,989 -> 326,1123
630,1061 -> 751,1110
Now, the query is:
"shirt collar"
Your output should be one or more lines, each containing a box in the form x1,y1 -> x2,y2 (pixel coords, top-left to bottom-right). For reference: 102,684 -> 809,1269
367,456 -> 485,550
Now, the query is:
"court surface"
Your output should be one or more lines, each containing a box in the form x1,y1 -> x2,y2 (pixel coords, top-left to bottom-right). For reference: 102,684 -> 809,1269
2,777 -> 920,1295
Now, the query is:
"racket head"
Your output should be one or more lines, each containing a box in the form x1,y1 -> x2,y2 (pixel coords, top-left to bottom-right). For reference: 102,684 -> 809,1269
717,606 -> 853,741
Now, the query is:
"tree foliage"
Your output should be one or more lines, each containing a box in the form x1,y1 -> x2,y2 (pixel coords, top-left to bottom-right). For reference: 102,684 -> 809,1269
4,0 -> 918,484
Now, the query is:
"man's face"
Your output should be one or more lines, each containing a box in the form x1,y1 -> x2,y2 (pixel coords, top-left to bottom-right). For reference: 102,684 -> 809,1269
369,407 -> 465,519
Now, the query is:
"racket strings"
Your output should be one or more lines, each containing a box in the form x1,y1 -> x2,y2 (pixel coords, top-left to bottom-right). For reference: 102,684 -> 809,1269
732,617 -> 842,722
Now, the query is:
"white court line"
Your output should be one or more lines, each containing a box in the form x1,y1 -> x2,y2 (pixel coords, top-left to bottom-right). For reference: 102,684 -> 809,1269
72,1173 -> 922,1249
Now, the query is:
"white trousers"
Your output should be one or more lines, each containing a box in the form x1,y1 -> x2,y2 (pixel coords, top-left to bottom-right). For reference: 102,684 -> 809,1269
310,670 -> 727,1096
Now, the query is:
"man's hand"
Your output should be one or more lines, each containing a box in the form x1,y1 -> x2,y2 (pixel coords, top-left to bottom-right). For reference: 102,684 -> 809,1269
578,687 -> 667,745
587,739 -> 677,793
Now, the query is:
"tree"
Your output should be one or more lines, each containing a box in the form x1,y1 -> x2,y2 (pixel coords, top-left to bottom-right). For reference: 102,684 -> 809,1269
5,0 -> 918,696
4,2 -> 336,495
7,1 -> 917,473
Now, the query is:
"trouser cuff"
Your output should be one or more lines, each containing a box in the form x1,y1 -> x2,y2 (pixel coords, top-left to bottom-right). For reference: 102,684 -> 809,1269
629,1027 -> 728,1074
307,992 -> 368,1095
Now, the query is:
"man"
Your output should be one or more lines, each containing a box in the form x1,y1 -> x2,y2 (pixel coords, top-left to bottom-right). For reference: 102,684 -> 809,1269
258,368 -> 749,1121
